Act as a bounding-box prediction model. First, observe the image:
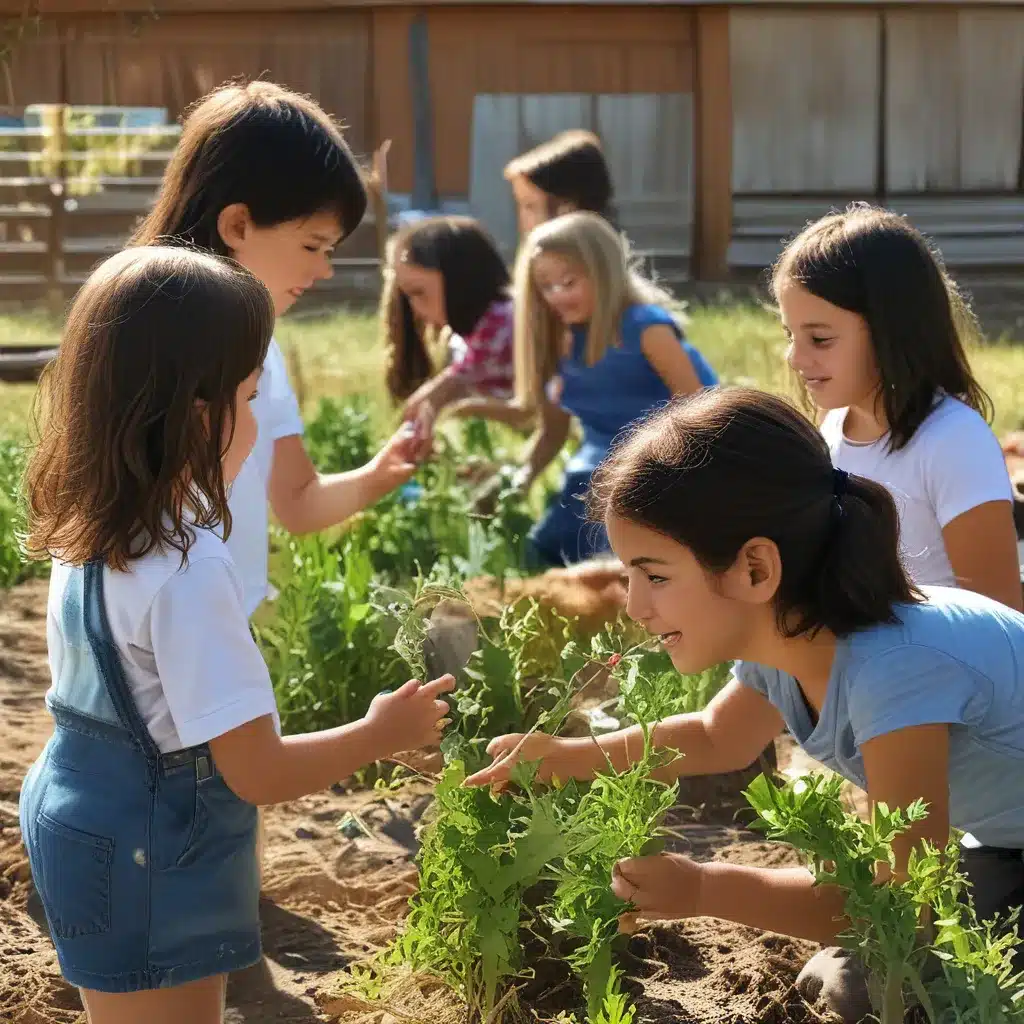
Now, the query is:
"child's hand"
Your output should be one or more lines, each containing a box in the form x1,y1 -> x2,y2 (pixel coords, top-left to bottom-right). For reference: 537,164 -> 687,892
365,676 -> 455,755
462,731 -> 582,789
402,400 -> 435,462
367,424 -> 421,495
611,853 -> 704,931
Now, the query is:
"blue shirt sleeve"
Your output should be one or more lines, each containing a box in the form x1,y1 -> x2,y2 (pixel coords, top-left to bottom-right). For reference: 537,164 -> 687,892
734,659 -> 770,696
846,645 -> 993,746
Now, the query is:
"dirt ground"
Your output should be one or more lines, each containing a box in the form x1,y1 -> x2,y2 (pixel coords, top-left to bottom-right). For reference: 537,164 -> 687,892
0,579 -> 851,1024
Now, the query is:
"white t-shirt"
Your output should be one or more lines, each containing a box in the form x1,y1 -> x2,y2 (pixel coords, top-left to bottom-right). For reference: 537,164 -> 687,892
821,395 -> 1012,588
226,338 -> 304,617
47,529 -> 280,754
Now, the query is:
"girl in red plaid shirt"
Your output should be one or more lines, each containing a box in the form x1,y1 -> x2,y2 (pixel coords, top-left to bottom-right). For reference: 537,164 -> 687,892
382,216 -> 521,436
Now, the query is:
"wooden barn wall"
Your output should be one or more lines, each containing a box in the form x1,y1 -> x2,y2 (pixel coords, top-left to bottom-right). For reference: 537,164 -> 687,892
886,9 -> 1024,193
415,6 -> 695,198
730,9 -> 880,194
0,12 -> 372,152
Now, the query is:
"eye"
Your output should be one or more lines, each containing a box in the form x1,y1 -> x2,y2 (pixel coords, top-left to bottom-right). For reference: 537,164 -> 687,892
247,389 -> 259,402
810,335 -> 834,346
645,571 -> 668,585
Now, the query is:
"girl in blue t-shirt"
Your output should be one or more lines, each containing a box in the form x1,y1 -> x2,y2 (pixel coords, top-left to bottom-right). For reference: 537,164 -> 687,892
509,211 -> 717,567
466,386 -> 1024,1020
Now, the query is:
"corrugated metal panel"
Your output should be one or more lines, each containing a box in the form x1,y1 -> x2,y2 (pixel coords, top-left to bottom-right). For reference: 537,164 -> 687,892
730,10 -> 880,193
62,13 -> 372,149
468,92 -> 692,269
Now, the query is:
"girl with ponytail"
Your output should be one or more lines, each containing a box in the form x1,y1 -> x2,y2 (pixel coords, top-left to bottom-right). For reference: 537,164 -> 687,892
465,387 -> 1024,1020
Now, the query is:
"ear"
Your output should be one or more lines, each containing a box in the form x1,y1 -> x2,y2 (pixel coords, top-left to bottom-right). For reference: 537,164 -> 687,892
721,538 -> 782,606
216,203 -> 253,253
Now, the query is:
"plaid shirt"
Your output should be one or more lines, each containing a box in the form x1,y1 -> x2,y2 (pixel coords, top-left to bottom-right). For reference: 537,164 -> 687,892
446,298 -> 515,399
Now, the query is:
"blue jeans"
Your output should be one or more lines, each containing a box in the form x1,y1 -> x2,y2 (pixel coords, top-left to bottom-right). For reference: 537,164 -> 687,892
528,465 -> 611,568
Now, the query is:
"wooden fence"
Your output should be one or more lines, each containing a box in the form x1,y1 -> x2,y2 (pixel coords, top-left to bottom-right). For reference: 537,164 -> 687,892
0,104 -> 383,303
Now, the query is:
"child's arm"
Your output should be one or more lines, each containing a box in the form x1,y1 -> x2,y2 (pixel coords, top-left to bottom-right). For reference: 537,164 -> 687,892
210,677 -> 455,805
152,557 -> 454,804
268,429 -> 417,535
943,501 -> 1022,611
518,394 -> 572,491
402,369 -> 473,428
464,678 -> 784,787
613,722 -> 951,944
639,325 -> 705,396
447,396 -> 535,432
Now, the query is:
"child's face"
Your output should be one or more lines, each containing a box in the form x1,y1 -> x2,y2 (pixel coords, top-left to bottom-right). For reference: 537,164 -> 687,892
532,252 -> 594,325
394,258 -> 446,328
511,175 -> 552,236
606,514 -> 759,675
221,370 -> 261,486
225,209 -> 343,318
779,281 -> 881,412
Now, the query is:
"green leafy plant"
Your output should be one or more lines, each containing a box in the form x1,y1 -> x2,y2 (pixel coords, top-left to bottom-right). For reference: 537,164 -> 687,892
254,531 -> 408,733
746,772 -> 1024,1024
0,437 -> 47,589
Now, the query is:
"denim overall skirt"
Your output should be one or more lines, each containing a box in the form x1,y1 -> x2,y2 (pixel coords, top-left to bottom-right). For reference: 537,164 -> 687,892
20,560 -> 261,992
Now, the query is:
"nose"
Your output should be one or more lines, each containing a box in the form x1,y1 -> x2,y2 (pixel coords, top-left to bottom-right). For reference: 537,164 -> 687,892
318,253 -> 335,282
623,575 -> 649,625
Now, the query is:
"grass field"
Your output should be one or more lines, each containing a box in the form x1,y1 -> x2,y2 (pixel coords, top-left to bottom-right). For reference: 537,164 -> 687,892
3,300 -> 1024,439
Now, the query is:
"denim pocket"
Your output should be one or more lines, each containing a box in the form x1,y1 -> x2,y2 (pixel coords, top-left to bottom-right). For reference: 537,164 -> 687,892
35,812 -> 112,939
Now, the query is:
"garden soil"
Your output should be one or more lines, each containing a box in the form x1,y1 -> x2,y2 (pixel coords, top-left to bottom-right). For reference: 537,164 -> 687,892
0,579 -> 850,1024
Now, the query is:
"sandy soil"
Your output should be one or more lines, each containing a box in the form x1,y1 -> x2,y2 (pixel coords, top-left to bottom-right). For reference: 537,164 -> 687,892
0,579 -> 848,1024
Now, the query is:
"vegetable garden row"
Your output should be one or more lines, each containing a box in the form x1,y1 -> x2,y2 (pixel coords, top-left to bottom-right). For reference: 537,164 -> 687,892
1,401 -> 1021,1023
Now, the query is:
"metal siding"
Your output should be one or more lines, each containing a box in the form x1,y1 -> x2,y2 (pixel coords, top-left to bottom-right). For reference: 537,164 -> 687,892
468,92 -> 693,263
730,10 -> 880,193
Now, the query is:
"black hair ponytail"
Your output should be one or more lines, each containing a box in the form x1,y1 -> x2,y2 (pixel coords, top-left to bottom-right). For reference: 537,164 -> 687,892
588,387 -> 921,638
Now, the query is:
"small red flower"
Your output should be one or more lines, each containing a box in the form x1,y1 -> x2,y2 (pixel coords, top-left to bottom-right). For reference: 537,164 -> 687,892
607,654 -> 622,668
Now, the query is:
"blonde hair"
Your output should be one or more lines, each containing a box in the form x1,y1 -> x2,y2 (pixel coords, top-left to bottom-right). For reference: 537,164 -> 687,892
513,211 -> 680,408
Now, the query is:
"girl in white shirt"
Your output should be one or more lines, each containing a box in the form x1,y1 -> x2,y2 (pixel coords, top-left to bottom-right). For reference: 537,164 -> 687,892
20,247 -> 453,1024
774,203 -> 1021,610
130,80 -> 419,617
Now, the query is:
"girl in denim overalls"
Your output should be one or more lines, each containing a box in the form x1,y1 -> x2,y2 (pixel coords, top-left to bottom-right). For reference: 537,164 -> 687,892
20,247 -> 454,1024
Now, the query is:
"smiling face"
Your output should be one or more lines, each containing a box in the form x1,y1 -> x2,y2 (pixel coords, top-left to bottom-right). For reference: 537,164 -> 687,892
778,281 -> 881,414
606,514 -> 766,675
531,251 -> 594,326
222,208 -> 342,317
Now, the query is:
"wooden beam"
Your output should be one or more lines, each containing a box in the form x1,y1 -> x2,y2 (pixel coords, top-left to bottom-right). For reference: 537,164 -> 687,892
693,6 -> 732,281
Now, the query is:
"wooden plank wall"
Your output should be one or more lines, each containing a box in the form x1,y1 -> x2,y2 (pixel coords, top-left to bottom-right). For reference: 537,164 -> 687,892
730,9 -> 880,193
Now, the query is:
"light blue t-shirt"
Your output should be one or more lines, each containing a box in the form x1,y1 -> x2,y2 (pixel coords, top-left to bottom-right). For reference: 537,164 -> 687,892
736,586 -> 1024,848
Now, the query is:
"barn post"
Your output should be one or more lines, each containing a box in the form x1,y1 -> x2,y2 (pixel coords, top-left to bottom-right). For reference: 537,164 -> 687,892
693,6 -> 732,282
408,9 -> 438,211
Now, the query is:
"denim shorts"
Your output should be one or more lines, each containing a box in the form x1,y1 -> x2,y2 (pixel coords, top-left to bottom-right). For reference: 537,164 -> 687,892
21,716 -> 261,992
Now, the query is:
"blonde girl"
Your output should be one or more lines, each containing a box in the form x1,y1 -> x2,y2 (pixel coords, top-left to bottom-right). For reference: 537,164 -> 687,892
511,211 -> 717,566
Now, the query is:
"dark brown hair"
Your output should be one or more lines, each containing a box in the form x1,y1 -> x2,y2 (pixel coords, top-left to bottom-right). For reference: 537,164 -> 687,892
589,387 -> 921,639
772,203 -> 991,450
382,215 -> 510,401
26,246 -> 274,570
131,80 -> 366,253
504,130 -> 616,226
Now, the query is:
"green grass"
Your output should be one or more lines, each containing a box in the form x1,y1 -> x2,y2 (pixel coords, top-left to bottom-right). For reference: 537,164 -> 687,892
3,300 -> 1024,441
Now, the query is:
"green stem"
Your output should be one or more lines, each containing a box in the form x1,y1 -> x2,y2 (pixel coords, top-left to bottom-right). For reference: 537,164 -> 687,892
881,966 -> 906,1024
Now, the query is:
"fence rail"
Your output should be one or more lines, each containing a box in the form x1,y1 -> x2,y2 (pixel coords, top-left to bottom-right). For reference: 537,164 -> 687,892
0,105 -> 384,304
